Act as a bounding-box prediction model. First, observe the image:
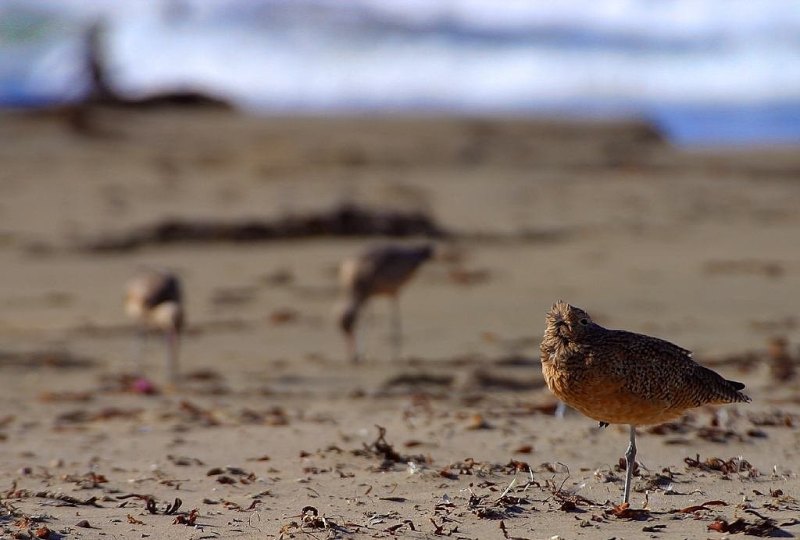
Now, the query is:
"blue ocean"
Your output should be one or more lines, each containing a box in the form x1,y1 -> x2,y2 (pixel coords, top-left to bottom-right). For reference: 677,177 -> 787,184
2,0 -> 800,146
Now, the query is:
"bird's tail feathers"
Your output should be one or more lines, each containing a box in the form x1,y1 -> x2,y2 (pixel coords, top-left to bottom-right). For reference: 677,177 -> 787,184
698,366 -> 751,404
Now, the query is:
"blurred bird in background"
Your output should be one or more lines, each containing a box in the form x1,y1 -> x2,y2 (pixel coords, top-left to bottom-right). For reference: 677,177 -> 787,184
338,243 -> 434,363
125,268 -> 184,385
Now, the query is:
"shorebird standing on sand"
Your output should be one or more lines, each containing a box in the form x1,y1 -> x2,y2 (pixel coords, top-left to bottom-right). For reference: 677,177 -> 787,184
338,243 -> 434,363
540,300 -> 750,505
125,268 -> 184,385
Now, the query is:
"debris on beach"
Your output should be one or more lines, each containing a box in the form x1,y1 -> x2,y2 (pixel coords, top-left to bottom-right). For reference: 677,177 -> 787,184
78,204 -> 449,253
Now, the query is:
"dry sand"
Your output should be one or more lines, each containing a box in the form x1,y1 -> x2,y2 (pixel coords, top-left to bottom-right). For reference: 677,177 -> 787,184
1,108 -> 800,539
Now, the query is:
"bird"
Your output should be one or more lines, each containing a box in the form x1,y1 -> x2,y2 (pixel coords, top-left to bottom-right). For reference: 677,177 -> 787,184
337,243 -> 434,363
540,300 -> 750,506
124,268 -> 184,385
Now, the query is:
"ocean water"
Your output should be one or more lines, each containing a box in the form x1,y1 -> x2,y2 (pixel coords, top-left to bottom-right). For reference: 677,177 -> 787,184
2,0 -> 800,145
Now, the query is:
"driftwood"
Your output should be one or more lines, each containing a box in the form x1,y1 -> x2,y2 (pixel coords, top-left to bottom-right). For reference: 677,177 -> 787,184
79,204 -> 449,253
84,22 -> 230,110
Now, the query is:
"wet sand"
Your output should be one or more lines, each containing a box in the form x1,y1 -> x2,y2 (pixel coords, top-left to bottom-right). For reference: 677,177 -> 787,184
1,108 -> 800,539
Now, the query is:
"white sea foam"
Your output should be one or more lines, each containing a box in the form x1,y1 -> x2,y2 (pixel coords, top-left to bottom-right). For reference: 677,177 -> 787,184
2,0 -> 800,143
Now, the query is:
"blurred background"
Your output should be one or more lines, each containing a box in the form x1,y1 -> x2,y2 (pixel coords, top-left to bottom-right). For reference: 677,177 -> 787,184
1,2 -> 800,536
1,0 -> 800,377
3,0 -> 800,145
1,0 -> 799,378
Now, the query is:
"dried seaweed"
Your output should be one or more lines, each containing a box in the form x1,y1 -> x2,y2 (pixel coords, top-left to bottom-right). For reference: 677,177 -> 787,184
465,369 -> 539,391
79,204 -> 449,253
384,519 -> 416,534
749,411 -> 797,428
0,350 -> 95,370
381,372 -> 454,389
675,500 -> 727,514
352,426 -> 428,469
54,407 -> 143,426
176,400 -> 220,426
684,454 -> 757,476
278,506 -> 353,539
4,489 -> 102,508
172,509 -> 198,526
606,502 -> 651,521
707,516 -> 781,537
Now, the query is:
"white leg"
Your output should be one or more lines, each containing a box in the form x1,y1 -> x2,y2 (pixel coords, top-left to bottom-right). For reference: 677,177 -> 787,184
131,327 -> 146,376
346,333 -> 356,363
354,329 -> 363,363
165,329 -> 180,386
554,401 -> 567,419
360,303 -> 374,362
623,425 -> 637,504
347,331 -> 362,363
390,296 -> 402,361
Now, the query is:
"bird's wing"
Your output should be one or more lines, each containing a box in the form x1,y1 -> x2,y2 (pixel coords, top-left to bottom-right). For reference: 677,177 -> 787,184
375,249 -> 429,287
615,330 -> 694,359
592,330 -> 697,405
349,248 -> 413,295
142,274 -> 181,308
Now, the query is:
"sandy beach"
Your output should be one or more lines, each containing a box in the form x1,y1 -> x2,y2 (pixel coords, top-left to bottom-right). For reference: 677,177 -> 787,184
1,107 -> 800,539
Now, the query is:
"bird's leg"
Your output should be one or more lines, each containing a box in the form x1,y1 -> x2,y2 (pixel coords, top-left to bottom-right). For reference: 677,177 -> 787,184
623,425 -> 637,505
358,302 -> 376,363
165,328 -> 180,387
131,327 -> 146,376
554,401 -> 567,419
347,331 -> 361,363
390,295 -> 402,361
354,330 -> 363,363
346,333 -> 356,363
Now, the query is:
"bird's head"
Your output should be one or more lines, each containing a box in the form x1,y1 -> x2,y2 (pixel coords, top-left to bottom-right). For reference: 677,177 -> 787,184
544,300 -> 595,344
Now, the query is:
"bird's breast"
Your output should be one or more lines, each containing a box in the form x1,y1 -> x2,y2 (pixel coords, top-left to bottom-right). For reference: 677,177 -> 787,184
542,351 -> 683,425
541,354 -> 576,400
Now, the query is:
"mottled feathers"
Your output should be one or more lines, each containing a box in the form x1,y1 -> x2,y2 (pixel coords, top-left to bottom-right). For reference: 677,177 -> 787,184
338,243 -> 433,333
541,301 -> 750,425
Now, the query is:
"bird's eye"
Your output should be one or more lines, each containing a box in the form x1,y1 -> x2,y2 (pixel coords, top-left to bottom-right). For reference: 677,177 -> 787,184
578,318 -> 589,326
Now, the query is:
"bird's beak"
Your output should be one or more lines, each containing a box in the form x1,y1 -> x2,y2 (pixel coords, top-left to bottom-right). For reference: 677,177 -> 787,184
552,315 -> 567,334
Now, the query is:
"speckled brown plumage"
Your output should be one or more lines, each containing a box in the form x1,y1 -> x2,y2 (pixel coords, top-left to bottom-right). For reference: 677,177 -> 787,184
540,300 -> 750,504
338,243 -> 433,362
125,268 -> 184,385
